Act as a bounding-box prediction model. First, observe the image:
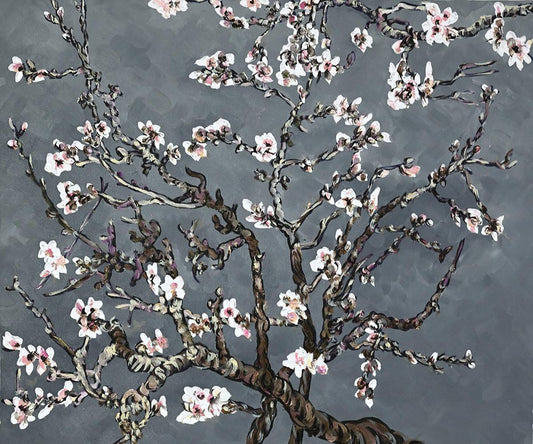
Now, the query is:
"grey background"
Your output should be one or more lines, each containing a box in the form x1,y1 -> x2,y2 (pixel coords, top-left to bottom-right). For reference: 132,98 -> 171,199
0,1 -> 532,443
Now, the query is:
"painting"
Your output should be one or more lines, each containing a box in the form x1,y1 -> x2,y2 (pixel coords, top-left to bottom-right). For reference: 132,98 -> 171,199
0,1 -> 532,443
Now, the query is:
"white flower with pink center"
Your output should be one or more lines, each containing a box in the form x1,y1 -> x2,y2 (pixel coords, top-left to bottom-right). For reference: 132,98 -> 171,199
350,27 -> 373,52
465,208 -> 483,233
240,0 -> 269,12
17,345 -> 38,375
140,329 -> 168,355
77,120 -> 93,136
10,396 -> 36,429
44,151 -> 75,176
160,275 -> 186,300
248,59 -> 273,83
208,386 -> 231,416
505,31 -> 532,71
310,246 -> 342,280
70,297 -> 105,338
253,132 -> 278,162
282,347 -> 314,378
8,56 -> 24,82
56,180 -> 82,215
35,345 -> 56,375
40,253 -> 69,279
242,198 -> 274,229
387,62 -> 421,110
485,3 -> 506,55
220,298 -> 240,323
283,348 -> 329,378
313,50 -> 341,83
148,0 -> 188,19
313,354 -> 328,375
277,290 -> 307,325
56,380 -> 74,407
38,240 -> 61,262
335,188 -> 363,216
276,61 -> 306,87
183,141 -> 207,161
2,331 -> 23,350
165,143 -> 181,165
332,95 -> 349,123
481,215 -> 505,241
151,395 -> 168,417
421,3 -> 458,46
95,121 -> 111,138
137,120 -> 165,149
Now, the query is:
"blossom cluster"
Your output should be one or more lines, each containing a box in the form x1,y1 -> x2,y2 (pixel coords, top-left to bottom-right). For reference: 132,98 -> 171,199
38,240 -> 68,279
242,198 -> 275,229
2,332 -> 56,376
282,347 -> 328,378
310,246 -> 342,281
56,180 -> 95,215
70,297 -> 106,338
189,51 -> 236,89
145,263 -> 187,302
421,3 -> 459,46
276,18 -> 341,87
387,61 -> 434,110
246,46 -> 274,83
139,329 -> 169,356
4,381 -> 84,429
450,206 -> 505,241
182,118 -> 231,161
354,323 -> 383,408
137,120 -> 165,149
277,290 -> 307,325
485,2 -> 532,70
176,386 -> 231,424
219,298 -> 251,339
187,313 -> 211,338
147,0 -> 188,19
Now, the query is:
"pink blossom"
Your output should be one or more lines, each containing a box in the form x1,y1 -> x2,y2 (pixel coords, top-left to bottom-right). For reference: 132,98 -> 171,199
505,31 -> 532,71
465,208 -> 483,233
35,346 -> 56,375
350,27 -> 373,52
146,263 -> 161,295
422,3 -> 458,46
310,247 -> 342,280
70,297 -> 105,338
160,274 -> 186,300
242,198 -> 274,228
137,120 -> 165,149
44,151 -> 75,176
183,141 -> 207,161
148,0 -> 188,19
400,164 -> 420,177
3,331 -> 23,350
335,188 -> 363,216
151,395 -> 168,417
10,396 -> 36,429
282,347 -> 314,378
253,132 -> 278,162
240,0 -> 269,12
56,181 -> 82,215
8,56 -> 24,82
